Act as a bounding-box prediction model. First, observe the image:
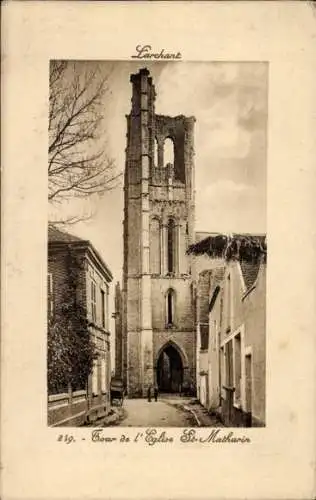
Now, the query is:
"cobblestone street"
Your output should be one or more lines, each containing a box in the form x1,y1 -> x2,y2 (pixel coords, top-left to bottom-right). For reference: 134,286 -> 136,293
108,395 -> 223,427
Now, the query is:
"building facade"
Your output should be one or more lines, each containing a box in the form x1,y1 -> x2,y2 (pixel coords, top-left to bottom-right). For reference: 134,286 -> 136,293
114,281 -> 123,379
47,226 -> 113,427
219,257 -> 266,426
121,68 -> 196,397
192,234 -> 266,427
196,267 -> 225,409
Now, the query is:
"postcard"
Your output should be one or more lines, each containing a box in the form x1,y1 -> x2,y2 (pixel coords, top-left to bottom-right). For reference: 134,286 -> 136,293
1,2 -> 315,499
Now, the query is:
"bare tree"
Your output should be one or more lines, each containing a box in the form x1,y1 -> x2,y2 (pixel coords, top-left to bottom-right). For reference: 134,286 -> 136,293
49,61 -> 120,223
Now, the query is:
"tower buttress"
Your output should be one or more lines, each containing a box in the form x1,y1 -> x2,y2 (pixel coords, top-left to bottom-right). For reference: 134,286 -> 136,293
123,69 -> 155,395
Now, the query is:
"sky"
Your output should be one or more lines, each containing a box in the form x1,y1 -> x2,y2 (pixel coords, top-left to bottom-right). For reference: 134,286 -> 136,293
50,61 -> 268,356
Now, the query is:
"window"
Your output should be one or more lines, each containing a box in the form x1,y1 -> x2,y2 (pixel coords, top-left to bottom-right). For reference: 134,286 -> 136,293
167,218 -> 175,273
47,273 -> 54,319
150,217 -> 161,274
91,280 -> 97,323
225,340 -> 233,387
234,334 -> 241,405
164,137 -> 174,166
101,289 -> 106,328
167,292 -> 173,324
166,289 -> 175,326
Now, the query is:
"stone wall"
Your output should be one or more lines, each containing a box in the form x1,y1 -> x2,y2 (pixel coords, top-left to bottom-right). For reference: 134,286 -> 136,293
151,277 -> 194,331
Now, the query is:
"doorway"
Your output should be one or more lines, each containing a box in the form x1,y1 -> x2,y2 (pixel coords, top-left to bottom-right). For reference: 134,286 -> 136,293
156,344 -> 183,393
245,353 -> 252,426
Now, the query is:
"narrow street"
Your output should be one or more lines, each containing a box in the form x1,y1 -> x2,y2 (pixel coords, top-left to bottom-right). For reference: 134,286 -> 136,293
110,395 -> 223,427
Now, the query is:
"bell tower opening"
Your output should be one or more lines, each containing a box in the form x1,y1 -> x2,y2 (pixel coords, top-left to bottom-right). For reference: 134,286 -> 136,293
164,137 -> 174,167
157,344 -> 183,393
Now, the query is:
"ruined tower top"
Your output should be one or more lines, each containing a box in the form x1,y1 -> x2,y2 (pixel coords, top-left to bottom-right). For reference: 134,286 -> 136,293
126,68 -> 195,187
130,67 -> 156,117
130,67 -> 152,83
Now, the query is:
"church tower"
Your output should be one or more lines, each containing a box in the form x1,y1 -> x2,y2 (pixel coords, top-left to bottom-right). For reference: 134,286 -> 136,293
122,68 -> 196,397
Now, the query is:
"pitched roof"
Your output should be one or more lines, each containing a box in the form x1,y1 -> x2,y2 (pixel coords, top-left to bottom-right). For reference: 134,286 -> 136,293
48,225 -> 113,281
188,232 -> 267,264
240,260 -> 261,290
48,225 -> 85,244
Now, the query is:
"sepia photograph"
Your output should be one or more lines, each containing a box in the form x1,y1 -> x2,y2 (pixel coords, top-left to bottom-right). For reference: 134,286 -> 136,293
47,60 -> 267,428
3,2 -> 315,499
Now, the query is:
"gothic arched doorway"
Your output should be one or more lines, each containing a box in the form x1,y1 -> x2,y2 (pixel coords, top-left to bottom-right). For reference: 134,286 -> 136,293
156,344 -> 183,393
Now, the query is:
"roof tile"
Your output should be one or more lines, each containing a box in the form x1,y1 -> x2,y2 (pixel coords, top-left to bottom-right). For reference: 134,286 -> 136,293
240,260 -> 261,290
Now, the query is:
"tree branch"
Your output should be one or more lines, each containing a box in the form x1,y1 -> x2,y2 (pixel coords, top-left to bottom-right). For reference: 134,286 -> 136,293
48,61 -> 118,220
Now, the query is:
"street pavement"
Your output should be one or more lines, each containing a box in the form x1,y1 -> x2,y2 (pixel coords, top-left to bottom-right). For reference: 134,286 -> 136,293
114,394 -> 223,427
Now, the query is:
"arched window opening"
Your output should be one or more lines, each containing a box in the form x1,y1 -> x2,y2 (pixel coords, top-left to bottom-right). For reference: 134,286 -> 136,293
167,218 -> 175,273
166,289 -> 175,326
164,137 -> 174,167
150,217 -> 161,274
167,292 -> 173,324
154,137 -> 159,167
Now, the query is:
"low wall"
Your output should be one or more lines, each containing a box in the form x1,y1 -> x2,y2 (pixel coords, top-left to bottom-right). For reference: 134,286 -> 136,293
48,390 -> 109,427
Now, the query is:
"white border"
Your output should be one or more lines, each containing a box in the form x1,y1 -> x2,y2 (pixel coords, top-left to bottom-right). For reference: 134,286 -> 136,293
2,2 -> 316,499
